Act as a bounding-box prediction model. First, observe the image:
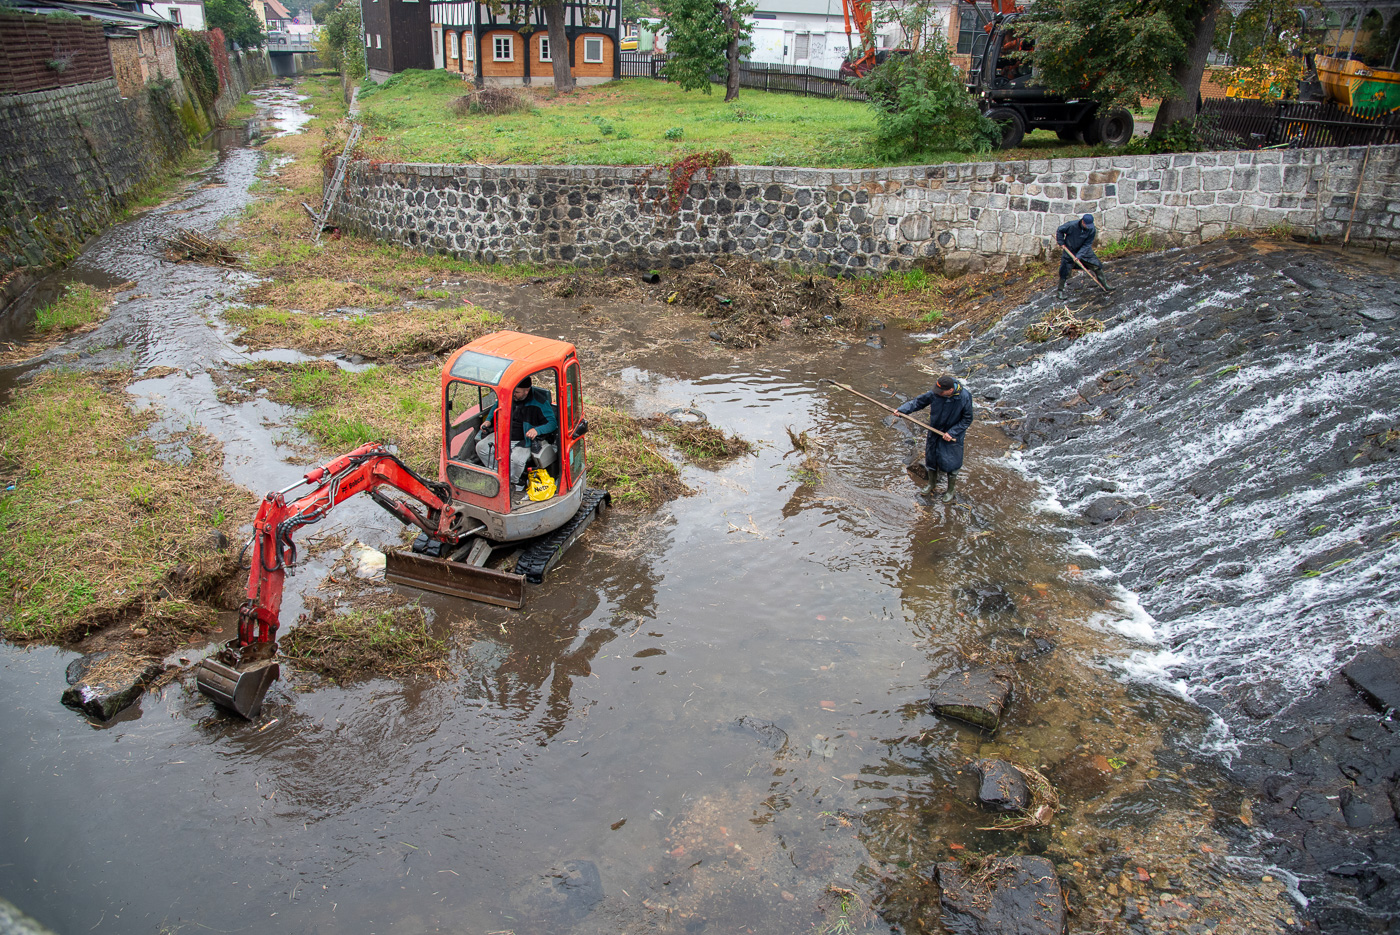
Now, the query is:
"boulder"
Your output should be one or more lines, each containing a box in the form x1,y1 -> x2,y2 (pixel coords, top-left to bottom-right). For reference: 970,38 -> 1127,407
960,585 -> 1017,617
974,759 -> 1031,812
1081,495 -> 1133,524
1343,645 -> 1400,713
936,855 -> 1066,935
61,653 -> 164,721
931,666 -> 1013,732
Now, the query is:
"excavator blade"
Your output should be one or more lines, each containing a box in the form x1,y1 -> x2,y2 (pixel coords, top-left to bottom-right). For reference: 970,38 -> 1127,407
195,654 -> 280,720
386,551 -> 526,609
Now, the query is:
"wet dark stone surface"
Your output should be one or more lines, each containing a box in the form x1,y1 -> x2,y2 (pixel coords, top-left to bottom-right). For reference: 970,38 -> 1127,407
935,855 -> 1065,935
930,666 -> 1013,732
60,659 -> 164,721
950,241 -> 1400,931
1234,638 -> 1400,932
974,758 -> 1030,812
1343,646 -> 1400,714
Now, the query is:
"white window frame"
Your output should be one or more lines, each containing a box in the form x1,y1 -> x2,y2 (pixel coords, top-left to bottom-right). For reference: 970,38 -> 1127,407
538,34 -> 550,61
448,31 -> 458,58
582,35 -> 603,63
465,33 -> 474,60
375,33 -> 382,47
365,33 -> 371,46
493,34 -> 513,60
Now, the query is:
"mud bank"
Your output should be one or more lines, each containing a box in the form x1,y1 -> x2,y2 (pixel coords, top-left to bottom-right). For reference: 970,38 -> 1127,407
949,239 -> 1400,931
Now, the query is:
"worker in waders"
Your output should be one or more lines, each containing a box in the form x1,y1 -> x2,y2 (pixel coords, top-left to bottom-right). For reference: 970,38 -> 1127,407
897,374 -> 974,503
1055,213 -> 1114,299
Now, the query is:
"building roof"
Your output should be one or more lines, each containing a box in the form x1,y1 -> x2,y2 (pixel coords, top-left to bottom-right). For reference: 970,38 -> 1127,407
7,0 -> 172,27
264,0 -> 291,19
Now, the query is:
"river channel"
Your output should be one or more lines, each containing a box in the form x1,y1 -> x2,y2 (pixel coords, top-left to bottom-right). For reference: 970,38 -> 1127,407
0,87 -> 1320,935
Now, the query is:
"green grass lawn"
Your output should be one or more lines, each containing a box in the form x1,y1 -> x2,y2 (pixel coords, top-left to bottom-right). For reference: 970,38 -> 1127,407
354,69 -> 1112,168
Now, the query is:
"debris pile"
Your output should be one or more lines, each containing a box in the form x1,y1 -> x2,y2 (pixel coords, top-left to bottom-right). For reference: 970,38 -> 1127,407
668,259 -> 857,348
1024,306 -> 1104,343
162,229 -> 239,266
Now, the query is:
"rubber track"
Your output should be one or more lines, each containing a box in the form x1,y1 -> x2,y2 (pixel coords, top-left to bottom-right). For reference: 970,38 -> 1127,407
514,488 -> 611,584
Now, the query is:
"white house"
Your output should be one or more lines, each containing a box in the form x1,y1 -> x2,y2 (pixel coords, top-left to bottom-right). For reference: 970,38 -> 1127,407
148,0 -> 206,30
744,0 -> 960,71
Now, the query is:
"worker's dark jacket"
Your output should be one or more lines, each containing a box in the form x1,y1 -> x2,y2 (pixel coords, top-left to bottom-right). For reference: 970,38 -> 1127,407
1056,219 -> 1100,277
897,384 -> 974,473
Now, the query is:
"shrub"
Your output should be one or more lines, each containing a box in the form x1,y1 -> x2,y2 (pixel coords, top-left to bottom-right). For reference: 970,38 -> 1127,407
450,87 -> 535,116
853,35 -> 999,158
1121,117 -> 1204,154
664,126 -> 684,140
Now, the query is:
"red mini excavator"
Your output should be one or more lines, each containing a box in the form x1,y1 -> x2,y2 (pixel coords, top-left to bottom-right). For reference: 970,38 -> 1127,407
195,331 -> 610,719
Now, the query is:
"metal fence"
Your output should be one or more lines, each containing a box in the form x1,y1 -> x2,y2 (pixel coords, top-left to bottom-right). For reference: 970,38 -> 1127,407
1197,97 -> 1400,149
619,53 -> 867,100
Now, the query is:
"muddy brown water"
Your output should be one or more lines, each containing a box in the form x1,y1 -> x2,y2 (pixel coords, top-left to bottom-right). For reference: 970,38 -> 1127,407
0,90 -> 1295,934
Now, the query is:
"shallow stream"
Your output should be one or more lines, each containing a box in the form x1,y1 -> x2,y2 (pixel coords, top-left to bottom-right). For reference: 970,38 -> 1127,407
1,88 -> 1373,934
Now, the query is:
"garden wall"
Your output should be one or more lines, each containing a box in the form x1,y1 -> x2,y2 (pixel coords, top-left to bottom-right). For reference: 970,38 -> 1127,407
336,145 -> 1400,275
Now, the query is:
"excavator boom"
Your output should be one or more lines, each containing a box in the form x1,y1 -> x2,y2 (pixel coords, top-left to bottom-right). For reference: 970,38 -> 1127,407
196,443 -> 461,718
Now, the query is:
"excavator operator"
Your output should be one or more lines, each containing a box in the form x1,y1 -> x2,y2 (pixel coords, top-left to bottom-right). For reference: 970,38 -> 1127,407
476,376 -> 559,490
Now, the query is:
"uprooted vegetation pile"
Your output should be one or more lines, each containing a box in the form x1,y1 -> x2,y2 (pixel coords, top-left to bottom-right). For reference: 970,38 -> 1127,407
450,87 -> 534,116
639,414 -> 754,461
223,302 -> 508,359
1025,306 -> 1105,343
582,403 -> 692,508
668,259 -> 858,348
0,370 -> 252,646
280,591 -> 450,683
162,228 -> 239,266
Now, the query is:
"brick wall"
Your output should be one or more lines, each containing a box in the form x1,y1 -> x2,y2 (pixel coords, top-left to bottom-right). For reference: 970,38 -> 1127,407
0,10 -> 113,95
107,34 -> 144,97
334,147 -> 1400,275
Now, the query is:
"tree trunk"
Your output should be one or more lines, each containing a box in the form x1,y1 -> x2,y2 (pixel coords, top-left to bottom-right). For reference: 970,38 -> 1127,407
723,7 -> 740,101
1152,0 -> 1220,134
541,0 -> 575,93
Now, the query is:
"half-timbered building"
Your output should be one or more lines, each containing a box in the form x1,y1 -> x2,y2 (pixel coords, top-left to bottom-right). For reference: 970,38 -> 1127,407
430,0 -> 620,86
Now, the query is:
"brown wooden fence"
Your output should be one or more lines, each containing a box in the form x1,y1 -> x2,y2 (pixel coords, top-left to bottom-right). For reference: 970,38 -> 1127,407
1197,97 -> 1400,149
620,53 -> 867,101
0,9 -> 113,96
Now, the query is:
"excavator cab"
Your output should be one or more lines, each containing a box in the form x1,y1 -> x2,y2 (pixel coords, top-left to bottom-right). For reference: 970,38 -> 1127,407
196,331 -> 610,719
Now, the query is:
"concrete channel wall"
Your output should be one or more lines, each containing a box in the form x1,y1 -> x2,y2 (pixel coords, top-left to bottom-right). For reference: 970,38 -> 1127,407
336,145 -> 1400,275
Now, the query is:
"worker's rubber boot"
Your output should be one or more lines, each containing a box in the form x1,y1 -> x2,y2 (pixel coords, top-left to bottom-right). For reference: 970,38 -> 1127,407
1056,277 -> 1067,300
1095,267 -> 1116,292
921,471 -> 941,497
943,472 -> 957,503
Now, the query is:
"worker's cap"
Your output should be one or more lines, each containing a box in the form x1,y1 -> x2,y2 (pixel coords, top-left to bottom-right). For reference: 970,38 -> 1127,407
517,376 -> 532,389
1081,213 -> 1095,227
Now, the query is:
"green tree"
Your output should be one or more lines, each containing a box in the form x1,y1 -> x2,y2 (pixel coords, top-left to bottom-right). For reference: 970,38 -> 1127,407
314,0 -> 365,78
1015,0 -> 1220,134
206,0 -> 265,47
656,0 -> 755,102
853,35 -> 999,158
311,0 -> 337,22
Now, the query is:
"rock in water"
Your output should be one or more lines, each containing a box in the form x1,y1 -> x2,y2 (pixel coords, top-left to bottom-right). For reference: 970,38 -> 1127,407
974,759 -> 1030,812
930,666 -> 1013,732
61,655 -> 165,721
507,859 -> 603,922
1342,645 -> 1400,713
936,856 -> 1066,935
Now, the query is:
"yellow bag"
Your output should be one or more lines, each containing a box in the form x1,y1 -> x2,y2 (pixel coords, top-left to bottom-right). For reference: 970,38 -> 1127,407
526,468 -> 556,502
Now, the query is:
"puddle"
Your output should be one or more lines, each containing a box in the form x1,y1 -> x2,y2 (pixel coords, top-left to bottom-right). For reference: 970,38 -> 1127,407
0,91 -> 1310,935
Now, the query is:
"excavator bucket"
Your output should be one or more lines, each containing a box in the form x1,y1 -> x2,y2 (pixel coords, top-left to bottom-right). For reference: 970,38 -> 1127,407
386,551 -> 526,609
195,647 -> 280,720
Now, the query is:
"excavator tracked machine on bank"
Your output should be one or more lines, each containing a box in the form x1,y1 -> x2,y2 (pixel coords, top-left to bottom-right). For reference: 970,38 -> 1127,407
196,331 -> 610,719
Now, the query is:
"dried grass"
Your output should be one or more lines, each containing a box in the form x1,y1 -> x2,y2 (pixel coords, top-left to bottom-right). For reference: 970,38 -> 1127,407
977,763 -> 1061,831
280,592 -> 449,682
162,228 -> 239,266
586,403 -> 692,509
223,302 -> 506,359
668,258 -> 860,348
0,369 -> 253,644
639,415 -> 754,461
1025,306 -> 1105,343
450,87 -> 535,116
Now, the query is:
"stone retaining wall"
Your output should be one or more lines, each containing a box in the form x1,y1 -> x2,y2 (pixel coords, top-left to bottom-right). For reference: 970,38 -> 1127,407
0,51 -> 268,275
336,145 -> 1400,275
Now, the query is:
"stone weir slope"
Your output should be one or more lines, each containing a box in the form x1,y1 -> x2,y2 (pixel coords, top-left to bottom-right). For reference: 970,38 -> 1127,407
947,238 -> 1400,929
